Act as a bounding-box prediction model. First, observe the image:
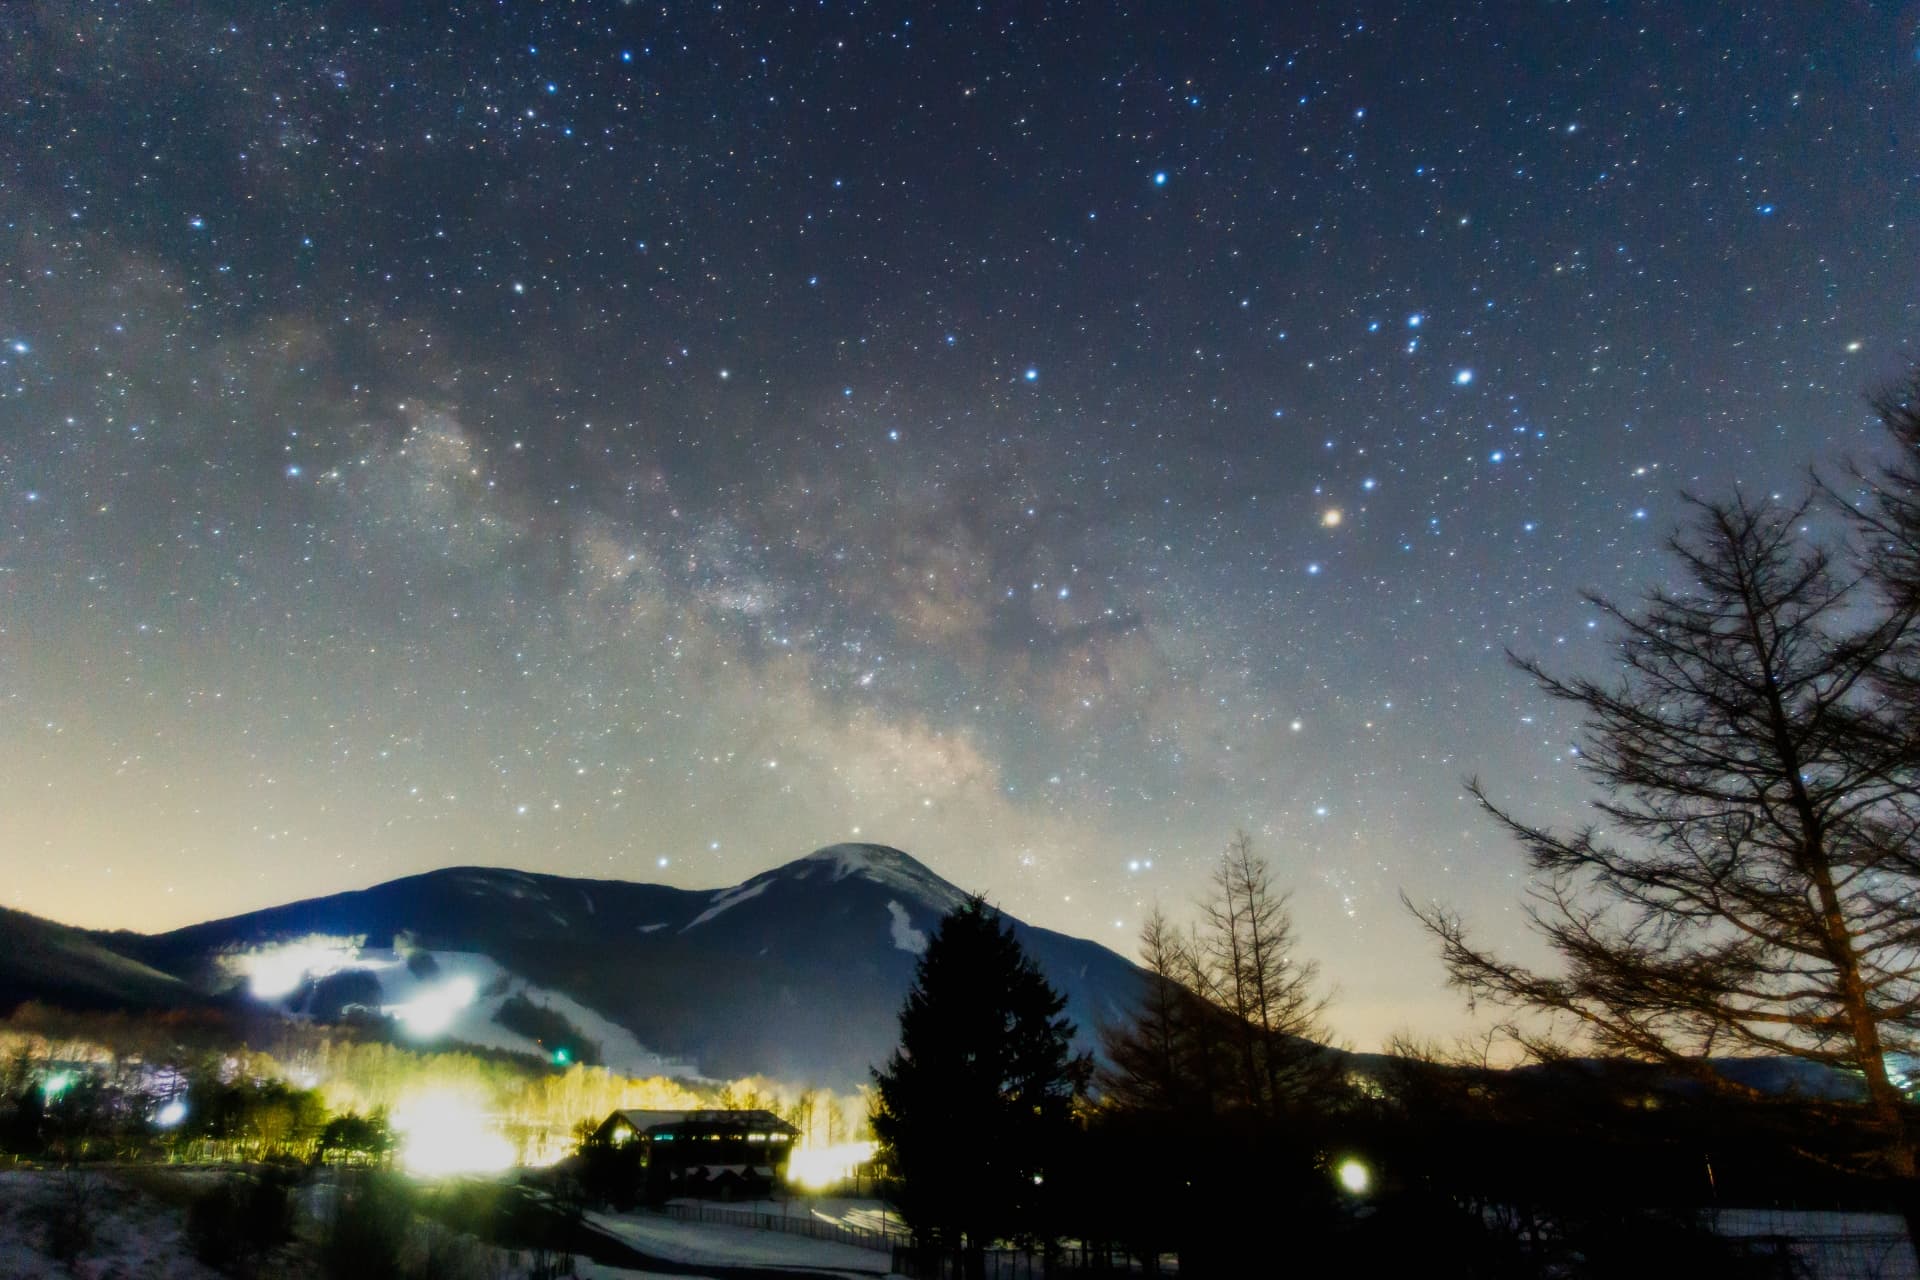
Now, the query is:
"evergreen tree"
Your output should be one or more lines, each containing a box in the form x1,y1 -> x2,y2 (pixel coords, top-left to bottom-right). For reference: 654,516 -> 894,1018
872,895 -> 1091,1272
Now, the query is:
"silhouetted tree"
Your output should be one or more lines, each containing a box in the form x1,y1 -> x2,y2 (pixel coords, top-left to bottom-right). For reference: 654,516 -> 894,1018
872,895 -> 1091,1276
1196,832 -> 1341,1114
1099,909 -> 1210,1115
1411,491 -> 1920,1254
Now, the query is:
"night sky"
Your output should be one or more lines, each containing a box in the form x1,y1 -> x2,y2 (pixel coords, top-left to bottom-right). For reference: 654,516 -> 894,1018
3,3 -> 1915,1050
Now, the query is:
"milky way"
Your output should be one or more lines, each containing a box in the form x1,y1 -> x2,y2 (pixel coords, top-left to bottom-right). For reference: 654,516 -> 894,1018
1,4 -> 1914,1049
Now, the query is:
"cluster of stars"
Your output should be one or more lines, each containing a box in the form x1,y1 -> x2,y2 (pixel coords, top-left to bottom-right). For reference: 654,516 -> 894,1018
0,1 -> 1909,1051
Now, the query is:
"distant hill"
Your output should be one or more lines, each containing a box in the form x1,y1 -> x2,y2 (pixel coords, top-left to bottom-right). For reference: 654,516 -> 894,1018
0,905 -> 200,1015
100,844 -> 1148,1088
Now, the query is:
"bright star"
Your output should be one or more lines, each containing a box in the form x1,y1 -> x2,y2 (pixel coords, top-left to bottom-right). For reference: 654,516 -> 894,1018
1152,171 -> 1168,186
1454,368 -> 1474,385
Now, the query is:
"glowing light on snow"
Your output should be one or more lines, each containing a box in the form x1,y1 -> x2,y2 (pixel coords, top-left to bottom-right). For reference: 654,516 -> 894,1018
392,1091 -> 515,1176
787,1141 -> 877,1190
388,977 -> 478,1036
1336,1157 -> 1372,1194
231,938 -> 364,999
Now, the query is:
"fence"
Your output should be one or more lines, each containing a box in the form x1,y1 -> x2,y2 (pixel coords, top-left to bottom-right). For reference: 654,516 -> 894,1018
654,1206 -> 1173,1276
1709,1209 -> 1916,1280
889,1245 -> 1175,1279
654,1200 -> 899,1253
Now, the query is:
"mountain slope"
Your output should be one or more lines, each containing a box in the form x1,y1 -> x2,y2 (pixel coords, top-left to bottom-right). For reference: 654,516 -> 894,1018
0,906 -> 200,1015
120,844 -> 1146,1088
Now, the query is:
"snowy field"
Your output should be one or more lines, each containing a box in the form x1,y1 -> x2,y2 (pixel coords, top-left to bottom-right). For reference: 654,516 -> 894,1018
0,1166 -> 895,1279
665,1193 -> 909,1243
588,1206 -> 895,1276
0,1168 -> 224,1280
1711,1208 -> 1916,1280
9,1164 -> 1903,1280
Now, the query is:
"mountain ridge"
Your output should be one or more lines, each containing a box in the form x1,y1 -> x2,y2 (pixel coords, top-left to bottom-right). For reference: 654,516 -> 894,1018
26,844 -> 1145,1088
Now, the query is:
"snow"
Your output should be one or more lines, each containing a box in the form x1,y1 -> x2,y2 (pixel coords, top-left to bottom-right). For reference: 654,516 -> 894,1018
800,844 -> 968,911
682,1195 -> 907,1241
403,950 -> 694,1077
1710,1209 -> 1915,1279
681,877 -> 772,931
230,940 -> 695,1077
0,1170 -> 225,1280
588,1206 -> 893,1276
886,901 -> 928,955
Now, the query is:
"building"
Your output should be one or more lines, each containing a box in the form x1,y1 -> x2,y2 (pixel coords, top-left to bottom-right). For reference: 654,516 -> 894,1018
589,1108 -> 799,1202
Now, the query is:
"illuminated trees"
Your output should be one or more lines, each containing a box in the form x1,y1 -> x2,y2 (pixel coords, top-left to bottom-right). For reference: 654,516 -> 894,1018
1412,489 -> 1920,1242
872,896 -> 1091,1272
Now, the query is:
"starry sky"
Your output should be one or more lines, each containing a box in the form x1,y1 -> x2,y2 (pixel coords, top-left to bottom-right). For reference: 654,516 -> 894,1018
2,2 -> 1916,1051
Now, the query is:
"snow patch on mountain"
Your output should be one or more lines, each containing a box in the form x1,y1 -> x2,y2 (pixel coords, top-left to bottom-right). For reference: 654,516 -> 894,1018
681,878 -> 772,931
226,940 -> 694,1077
799,844 -> 970,911
886,901 -> 928,955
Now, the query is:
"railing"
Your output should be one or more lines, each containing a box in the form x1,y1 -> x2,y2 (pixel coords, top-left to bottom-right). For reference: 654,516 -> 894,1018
654,1200 -> 899,1253
889,1245 -> 1176,1279
1711,1209 -> 1916,1280
656,1205 -> 1175,1275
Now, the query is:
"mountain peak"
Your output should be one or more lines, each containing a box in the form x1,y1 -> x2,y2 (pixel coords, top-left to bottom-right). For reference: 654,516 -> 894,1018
780,843 -> 969,910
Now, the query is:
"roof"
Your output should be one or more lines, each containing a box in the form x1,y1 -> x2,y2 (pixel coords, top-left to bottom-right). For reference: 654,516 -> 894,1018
605,1108 -> 799,1137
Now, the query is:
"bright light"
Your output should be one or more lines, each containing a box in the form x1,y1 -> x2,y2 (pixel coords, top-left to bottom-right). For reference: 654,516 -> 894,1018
230,937 -> 364,999
787,1141 -> 876,1191
392,1091 -> 515,1176
155,1099 -> 188,1128
387,977 -> 478,1036
42,1072 -> 74,1101
1321,508 -> 1343,528
1336,1157 -> 1371,1195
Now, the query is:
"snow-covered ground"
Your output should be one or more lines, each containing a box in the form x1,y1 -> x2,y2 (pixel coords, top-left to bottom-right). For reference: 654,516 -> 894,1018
225,938 -> 697,1077
588,1206 -> 895,1276
0,1169 -> 224,1280
1712,1208 -> 1915,1280
669,1194 -> 908,1243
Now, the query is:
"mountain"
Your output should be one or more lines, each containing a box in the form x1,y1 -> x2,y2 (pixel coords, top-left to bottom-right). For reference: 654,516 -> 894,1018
105,844 -> 1147,1089
0,905 -> 201,1015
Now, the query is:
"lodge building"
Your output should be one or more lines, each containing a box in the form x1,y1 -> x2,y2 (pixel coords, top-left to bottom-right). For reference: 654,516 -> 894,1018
590,1108 -> 799,1202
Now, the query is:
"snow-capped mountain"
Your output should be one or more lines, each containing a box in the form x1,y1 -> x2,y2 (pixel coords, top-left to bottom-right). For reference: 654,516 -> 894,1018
113,844 -> 1146,1088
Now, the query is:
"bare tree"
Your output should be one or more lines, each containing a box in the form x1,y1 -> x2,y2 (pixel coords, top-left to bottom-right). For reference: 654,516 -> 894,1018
1410,493 -> 1920,1243
1099,910 -> 1197,1114
1186,833 -> 1340,1115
